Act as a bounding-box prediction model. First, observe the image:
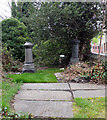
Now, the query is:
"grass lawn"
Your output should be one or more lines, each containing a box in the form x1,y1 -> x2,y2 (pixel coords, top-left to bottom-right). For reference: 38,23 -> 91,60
9,68 -> 63,83
73,97 -> 107,118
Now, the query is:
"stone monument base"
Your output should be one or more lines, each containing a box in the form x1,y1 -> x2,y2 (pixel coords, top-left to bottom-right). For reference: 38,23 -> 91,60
22,63 -> 36,73
69,57 -> 79,64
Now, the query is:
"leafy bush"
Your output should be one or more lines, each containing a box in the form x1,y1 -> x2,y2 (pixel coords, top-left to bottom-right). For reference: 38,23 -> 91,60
84,62 -> 107,84
2,18 -> 30,61
33,39 -> 67,67
1,106 -> 33,119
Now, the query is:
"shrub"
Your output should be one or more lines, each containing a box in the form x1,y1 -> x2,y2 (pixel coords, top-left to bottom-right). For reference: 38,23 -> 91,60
2,47 -> 23,72
33,39 -> 67,67
84,62 -> 107,84
2,18 -> 30,61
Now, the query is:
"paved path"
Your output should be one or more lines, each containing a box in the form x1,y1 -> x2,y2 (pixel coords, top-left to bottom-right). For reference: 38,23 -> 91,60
14,83 -> 106,118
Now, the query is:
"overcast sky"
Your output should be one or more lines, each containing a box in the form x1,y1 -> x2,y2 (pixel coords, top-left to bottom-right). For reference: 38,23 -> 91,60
0,0 -> 11,21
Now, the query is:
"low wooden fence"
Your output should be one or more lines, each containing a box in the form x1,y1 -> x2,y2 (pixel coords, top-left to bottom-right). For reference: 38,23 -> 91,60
87,53 -> 107,62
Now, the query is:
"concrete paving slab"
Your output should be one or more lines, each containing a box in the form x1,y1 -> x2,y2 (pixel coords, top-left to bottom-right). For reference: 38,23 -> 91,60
21,83 -> 70,90
54,73 -> 63,80
14,100 -> 73,118
54,73 -> 63,78
69,83 -> 105,90
15,90 -> 72,101
73,90 -> 105,98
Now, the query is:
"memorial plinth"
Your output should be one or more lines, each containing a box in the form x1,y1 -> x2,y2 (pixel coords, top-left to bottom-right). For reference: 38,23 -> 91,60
22,42 -> 36,73
70,39 -> 80,64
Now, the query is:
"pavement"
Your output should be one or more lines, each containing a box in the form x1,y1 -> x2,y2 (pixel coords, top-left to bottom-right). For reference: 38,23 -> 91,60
14,83 -> 106,118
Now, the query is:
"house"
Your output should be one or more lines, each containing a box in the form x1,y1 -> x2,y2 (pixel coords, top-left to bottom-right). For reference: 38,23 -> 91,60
91,31 -> 107,56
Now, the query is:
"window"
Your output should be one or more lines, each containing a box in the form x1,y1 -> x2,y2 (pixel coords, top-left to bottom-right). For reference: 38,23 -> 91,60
98,46 -> 100,49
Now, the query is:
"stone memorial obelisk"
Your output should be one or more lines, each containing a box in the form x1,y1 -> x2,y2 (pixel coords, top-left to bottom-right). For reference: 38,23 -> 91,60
22,42 -> 36,73
70,39 -> 80,64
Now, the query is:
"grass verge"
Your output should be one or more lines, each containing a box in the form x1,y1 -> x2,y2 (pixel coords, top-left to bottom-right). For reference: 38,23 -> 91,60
73,97 -> 107,118
0,82 -> 2,108
1,80 -> 32,119
9,68 -> 63,83
2,80 -> 22,112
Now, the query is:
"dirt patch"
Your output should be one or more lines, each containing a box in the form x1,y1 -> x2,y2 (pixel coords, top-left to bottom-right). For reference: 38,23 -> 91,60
37,67 -> 49,70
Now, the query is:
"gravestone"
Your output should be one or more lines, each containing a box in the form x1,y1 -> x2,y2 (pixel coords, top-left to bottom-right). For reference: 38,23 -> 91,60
70,39 -> 80,64
22,42 -> 36,73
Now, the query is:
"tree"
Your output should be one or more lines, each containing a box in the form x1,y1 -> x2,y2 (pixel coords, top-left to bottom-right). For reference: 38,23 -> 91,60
2,18 -> 29,61
32,2 -> 104,66
11,2 -> 36,42
11,2 -> 105,66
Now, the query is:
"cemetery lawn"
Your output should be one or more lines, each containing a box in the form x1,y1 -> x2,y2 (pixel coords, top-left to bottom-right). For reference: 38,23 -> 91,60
2,81 -> 22,111
73,97 -> 106,118
9,68 -> 63,83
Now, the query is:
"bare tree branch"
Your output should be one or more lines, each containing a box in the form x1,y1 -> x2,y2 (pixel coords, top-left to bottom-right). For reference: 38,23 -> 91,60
8,1 -> 12,9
